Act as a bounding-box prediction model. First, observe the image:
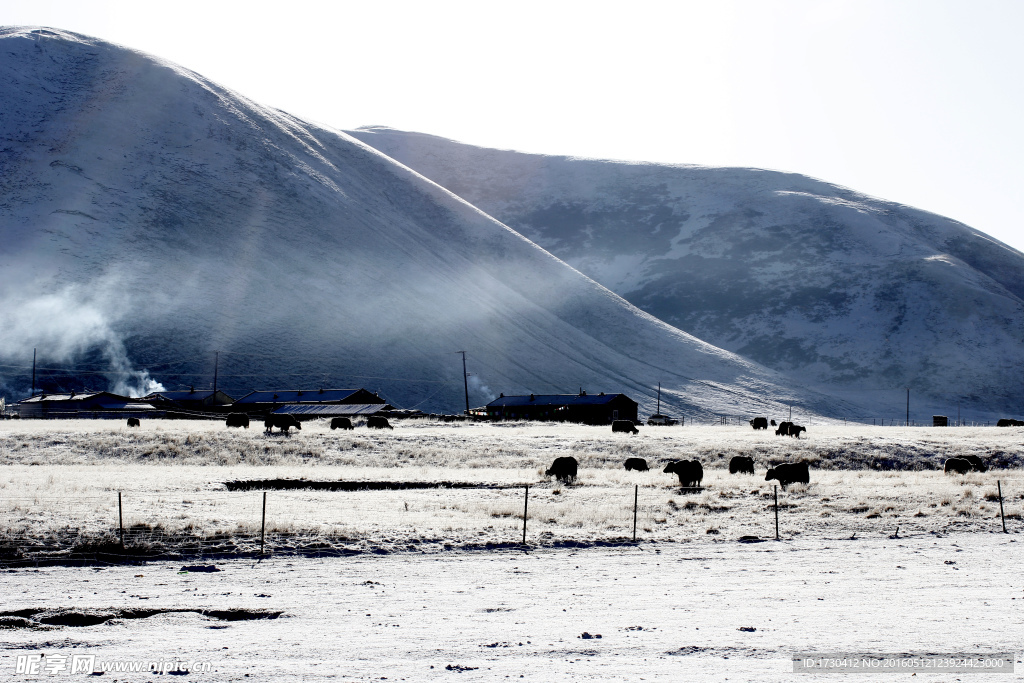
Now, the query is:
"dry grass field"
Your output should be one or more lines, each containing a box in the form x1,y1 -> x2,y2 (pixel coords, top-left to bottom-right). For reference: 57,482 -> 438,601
0,419 -> 1021,561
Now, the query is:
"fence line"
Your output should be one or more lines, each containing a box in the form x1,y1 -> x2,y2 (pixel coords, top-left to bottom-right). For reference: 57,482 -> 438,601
0,478 -> 1016,562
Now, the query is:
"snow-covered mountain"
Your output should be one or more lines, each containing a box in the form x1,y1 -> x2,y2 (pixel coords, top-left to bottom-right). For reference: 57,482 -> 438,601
0,27 -> 859,419
347,126 -> 1024,419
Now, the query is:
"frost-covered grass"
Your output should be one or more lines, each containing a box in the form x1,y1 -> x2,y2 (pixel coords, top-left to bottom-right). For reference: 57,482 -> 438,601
0,419 -> 1021,558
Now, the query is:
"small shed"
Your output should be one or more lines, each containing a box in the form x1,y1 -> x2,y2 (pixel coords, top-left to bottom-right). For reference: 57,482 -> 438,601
483,391 -> 638,424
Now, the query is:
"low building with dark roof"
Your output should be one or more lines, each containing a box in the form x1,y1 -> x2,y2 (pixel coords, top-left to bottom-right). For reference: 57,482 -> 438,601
233,388 -> 387,418
17,392 -> 158,419
483,391 -> 638,424
143,389 -> 236,413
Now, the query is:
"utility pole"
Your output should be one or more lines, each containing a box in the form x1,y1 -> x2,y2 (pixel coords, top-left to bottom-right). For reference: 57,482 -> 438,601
213,351 -> 219,394
906,388 -> 910,426
457,351 -> 469,415
31,348 -> 36,397
656,382 -> 661,416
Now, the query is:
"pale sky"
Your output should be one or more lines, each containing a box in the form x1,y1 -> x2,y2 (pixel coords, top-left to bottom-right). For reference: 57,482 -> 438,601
6,0 -> 1024,252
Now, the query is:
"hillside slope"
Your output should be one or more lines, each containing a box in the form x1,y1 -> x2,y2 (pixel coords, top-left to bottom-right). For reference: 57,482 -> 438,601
347,126 -> 1024,418
0,27 -> 854,420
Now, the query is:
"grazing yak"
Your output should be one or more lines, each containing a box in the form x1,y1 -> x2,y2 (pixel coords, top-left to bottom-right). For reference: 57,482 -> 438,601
729,456 -> 755,475
126,417 -> 140,427
546,456 -> 578,483
749,417 -> 768,430
765,462 -> 810,488
367,415 -> 393,430
624,457 -> 649,472
664,460 -> 703,488
961,454 -> 988,472
789,424 -> 806,438
330,417 -> 354,430
612,420 -> 639,434
225,413 -> 250,429
770,419 -> 777,426
775,421 -> 792,436
944,457 -> 972,474
264,414 -> 302,433
997,418 -> 1024,427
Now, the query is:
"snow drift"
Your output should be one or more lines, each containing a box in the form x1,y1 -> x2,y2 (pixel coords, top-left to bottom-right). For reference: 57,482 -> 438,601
0,27 -> 858,419
347,126 -> 1024,418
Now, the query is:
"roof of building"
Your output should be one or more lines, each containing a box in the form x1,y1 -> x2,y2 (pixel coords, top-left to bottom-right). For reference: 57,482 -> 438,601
235,389 -> 384,405
271,403 -> 385,416
485,393 -> 635,408
144,390 -> 235,403
17,392 -> 155,410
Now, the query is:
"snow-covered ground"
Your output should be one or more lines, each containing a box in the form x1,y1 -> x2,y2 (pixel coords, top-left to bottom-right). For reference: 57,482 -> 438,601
1,420 -> 1021,559
0,537 -> 1020,681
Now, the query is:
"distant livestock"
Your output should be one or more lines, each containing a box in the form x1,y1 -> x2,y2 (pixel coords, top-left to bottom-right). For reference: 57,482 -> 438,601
330,417 -> 354,430
367,415 -> 393,430
612,420 -> 639,434
624,457 -> 649,472
546,456 -> 578,483
789,424 -> 806,438
729,456 -> 755,475
225,413 -> 250,429
770,419 -> 777,426
775,421 -> 792,436
264,414 -> 302,433
126,417 -> 140,427
664,460 -> 703,488
961,455 -> 988,472
765,462 -> 810,488
943,457 -> 971,475
749,417 -> 768,430
997,418 -> 1024,427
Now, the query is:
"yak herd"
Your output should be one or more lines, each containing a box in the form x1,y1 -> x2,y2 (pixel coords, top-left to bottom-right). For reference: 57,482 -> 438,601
542,454 -> 810,488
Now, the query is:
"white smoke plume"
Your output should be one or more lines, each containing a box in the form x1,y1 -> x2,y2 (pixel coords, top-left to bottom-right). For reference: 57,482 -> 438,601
0,279 -> 164,397
467,374 -> 496,405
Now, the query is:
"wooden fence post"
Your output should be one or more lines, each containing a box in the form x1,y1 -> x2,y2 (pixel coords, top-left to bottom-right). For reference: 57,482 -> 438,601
998,481 -> 1007,534
522,485 -> 529,545
118,491 -> 124,548
774,485 -> 779,540
260,491 -> 267,554
632,485 -> 639,542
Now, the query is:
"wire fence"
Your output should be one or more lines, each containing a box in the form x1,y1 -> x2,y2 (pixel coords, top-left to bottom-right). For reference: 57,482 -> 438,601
0,478 -> 1017,564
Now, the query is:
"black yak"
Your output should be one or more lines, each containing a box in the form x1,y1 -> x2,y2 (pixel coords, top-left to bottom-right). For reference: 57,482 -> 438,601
612,420 -> 639,434
546,456 -> 578,483
367,415 -> 393,430
664,460 -> 703,488
264,414 -> 302,433
961,454 -> 988,472
789,424 -> 807,438
330,417 -> 354,430
775,421 -> 793,436
126,417 -> 140,427
997,418 -> 1024,427
729,456 -> 755,475
770,419 -> 777,426
749,417 -> 768,430
765,462 -> 810,488
944,457 -> 971,474
225,413 -> 250,429
624,457 -> 649,472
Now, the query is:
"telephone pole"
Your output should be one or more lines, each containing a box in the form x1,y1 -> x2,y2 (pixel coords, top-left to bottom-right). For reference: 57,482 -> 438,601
457,351 -> 469,415
213,351 -> 219,394
31,348 -> 36,397
906,388 -> 910,426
